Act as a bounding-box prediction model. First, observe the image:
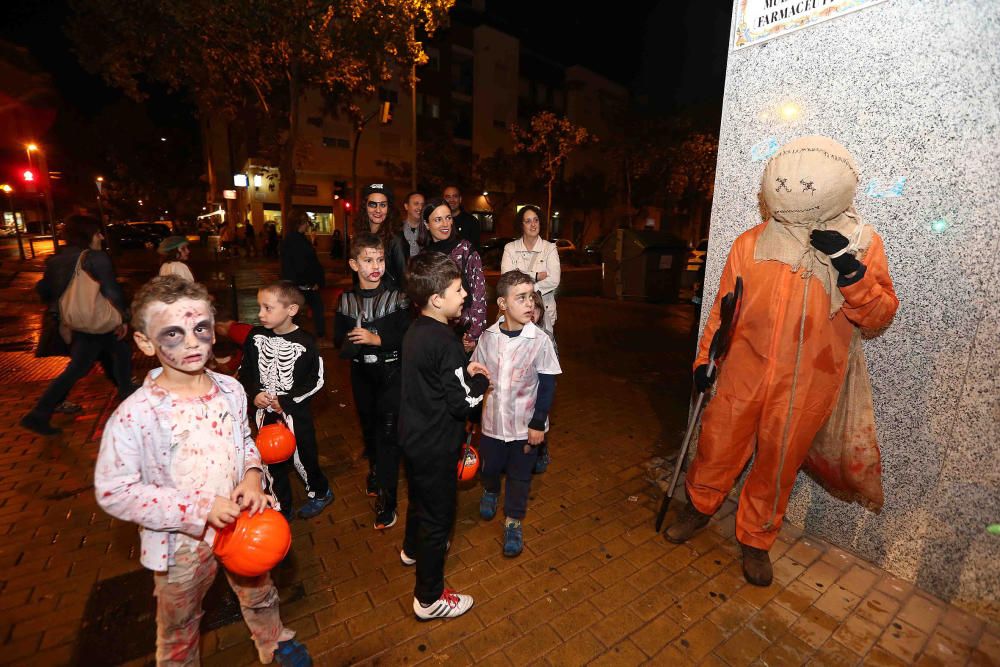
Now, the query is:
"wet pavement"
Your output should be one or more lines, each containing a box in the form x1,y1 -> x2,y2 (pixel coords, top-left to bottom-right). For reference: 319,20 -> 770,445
0,246 -> 996,666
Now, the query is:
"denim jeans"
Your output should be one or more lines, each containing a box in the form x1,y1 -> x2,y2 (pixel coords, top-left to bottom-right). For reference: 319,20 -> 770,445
479,435 -> 539,520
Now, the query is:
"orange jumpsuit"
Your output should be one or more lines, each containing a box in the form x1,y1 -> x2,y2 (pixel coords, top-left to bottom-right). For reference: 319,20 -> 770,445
688,222 -> 898,550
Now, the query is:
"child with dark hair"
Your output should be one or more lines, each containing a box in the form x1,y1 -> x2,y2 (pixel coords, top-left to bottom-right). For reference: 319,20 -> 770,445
399,252 -> 490,620
95,275 -> 311,666
239,281 -> 333,521
472,271 -> 561,556
335,232 -> 410,529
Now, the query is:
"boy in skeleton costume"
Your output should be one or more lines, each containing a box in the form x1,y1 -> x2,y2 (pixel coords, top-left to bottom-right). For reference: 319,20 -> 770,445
335,233 -> 411,529
667,136 -> 898,586
240,282 -> 333,520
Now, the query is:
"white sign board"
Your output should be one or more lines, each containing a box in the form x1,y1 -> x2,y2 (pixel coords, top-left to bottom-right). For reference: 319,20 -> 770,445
732,0 -> 889,50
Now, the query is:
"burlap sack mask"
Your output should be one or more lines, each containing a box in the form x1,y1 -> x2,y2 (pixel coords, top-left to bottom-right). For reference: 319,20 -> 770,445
754,135 -> 872,315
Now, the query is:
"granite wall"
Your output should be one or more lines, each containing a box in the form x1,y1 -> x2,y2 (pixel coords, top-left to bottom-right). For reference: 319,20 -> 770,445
702,1 -> 999,620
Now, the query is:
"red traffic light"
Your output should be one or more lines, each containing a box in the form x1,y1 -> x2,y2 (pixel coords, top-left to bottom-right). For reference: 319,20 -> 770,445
344,201 -> 351,210
22,169 -> 35,182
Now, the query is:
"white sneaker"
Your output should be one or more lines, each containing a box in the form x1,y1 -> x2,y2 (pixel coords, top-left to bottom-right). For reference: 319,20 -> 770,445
413,589 -> 474,621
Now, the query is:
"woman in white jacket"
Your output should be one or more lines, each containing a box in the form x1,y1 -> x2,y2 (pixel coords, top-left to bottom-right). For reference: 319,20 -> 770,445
500,205 -> 561,333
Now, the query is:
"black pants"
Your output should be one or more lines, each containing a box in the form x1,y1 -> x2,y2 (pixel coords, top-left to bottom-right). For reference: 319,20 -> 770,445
351,361 -> 403,510
302,289 -> 326,339
402,449 -> 458,605
29,331 -> 133,420
479,435 -> 538,520
266,409 -> 330,510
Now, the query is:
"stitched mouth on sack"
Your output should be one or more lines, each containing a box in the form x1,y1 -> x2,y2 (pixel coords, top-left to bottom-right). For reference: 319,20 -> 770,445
773,205 -> 821,214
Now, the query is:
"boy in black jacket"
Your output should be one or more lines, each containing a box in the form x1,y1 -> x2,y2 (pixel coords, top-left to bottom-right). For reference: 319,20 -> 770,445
239,281 -> 333,520
399,252 -> 490,621
335,233 -> 411,529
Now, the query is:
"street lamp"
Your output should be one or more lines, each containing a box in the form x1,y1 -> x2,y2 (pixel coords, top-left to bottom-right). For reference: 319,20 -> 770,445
95,176 -> 106,222
24,142 -> 55,239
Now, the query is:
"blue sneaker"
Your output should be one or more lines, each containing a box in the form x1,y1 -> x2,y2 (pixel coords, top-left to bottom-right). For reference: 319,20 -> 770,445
503,519 -> 523,557
533,447 -> 550,474
271,638 -> 313,666
297,489 -> 334,519
479,491 -> 499,521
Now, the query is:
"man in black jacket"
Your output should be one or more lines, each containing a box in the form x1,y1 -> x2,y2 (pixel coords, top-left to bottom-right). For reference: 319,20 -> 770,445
280,210 -> 328,343
443,185 -> 480,250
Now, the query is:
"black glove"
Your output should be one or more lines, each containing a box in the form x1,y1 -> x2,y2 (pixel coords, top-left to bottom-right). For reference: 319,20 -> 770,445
694,364 -> 716,394
810,230 -> 861,275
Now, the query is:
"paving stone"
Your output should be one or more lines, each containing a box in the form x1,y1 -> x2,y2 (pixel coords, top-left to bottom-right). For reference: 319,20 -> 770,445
837,565 -> 879,598
813,584 -> 862,622
877,619 -> 930,664
758,632 -> 815,667
589,639 -> 648,666
896,593 -> 946,635
774,579 -> 823,615
628,614 -> 683,657
833,613 -> 883,655
855,590 -> 902,627
748,601 -> 799,643
673,618 -> 726,662
712,625 -> 771,666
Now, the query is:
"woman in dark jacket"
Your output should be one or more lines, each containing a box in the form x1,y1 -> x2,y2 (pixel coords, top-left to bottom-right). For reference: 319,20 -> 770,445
418,197 -> 487,352
21,215 -> 135,435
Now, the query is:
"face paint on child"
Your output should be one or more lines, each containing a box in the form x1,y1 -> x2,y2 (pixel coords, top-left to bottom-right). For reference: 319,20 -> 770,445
141,298 -> 215,371
350,247 -> 385,287
501,283 -> 536,327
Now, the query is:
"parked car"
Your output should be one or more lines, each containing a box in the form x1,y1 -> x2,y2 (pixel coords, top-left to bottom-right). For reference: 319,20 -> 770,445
478,236 -> 516,271
127,222 -> 172,243
552,238 -> 577,255
107,223 -> 156,249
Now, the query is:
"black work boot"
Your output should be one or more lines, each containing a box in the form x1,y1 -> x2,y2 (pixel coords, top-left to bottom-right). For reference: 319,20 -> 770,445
665,502 -> 712,544
740,543 -> 773,587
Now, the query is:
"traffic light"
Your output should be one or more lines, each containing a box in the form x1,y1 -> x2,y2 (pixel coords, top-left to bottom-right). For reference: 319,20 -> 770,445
378,101 -> 393,125
334,180 -> 347,200
21,169 -> 37,193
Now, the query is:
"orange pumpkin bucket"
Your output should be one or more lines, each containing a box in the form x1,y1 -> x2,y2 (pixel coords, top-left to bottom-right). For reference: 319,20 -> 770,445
213,508 -> 292,577
457,444 -> 479,482
256,421 -> 296,464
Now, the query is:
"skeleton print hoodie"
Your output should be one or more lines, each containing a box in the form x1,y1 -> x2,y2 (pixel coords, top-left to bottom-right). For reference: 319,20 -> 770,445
238,326 -> 324,415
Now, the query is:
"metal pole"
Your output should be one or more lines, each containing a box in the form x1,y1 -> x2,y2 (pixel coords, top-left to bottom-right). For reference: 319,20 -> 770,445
4,194 -> 25,261
410,28 -> 418,192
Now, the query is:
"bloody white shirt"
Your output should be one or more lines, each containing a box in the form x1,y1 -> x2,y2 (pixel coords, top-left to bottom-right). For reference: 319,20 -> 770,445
472,319 -> 562,442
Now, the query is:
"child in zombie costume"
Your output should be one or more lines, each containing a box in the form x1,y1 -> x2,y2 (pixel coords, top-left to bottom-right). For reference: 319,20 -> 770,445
95,276 -> 311,666
666,136 -> 898,586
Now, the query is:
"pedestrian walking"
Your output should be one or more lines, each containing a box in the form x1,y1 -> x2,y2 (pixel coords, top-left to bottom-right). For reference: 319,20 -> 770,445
21,215 -> 136,435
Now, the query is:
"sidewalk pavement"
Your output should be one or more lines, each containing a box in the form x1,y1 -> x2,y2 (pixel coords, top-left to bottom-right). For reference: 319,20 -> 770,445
0,250 -> 996,666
